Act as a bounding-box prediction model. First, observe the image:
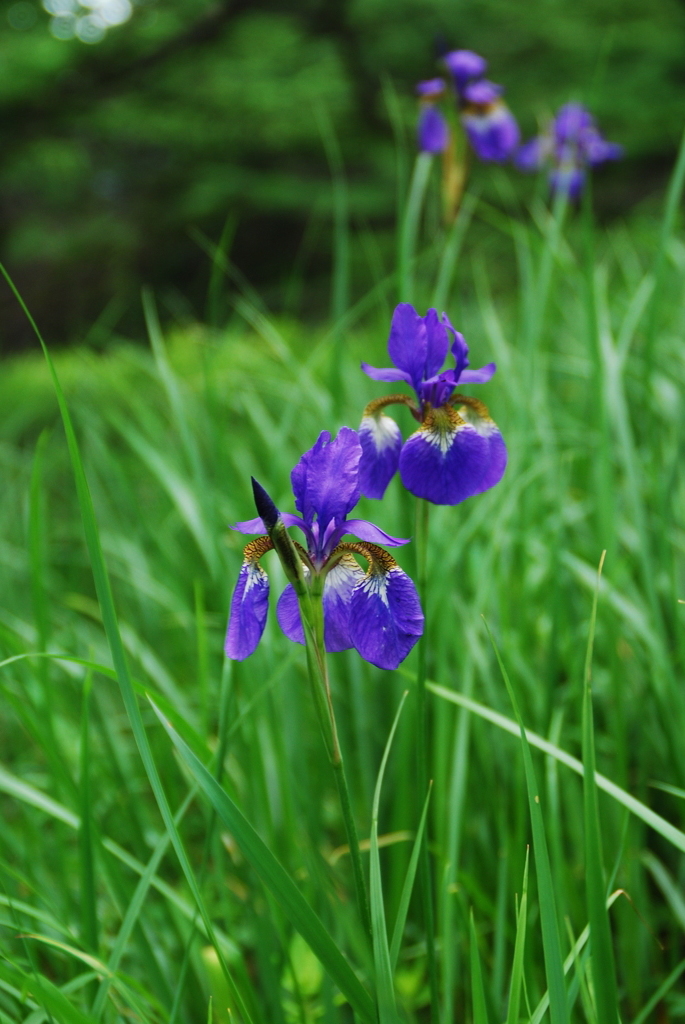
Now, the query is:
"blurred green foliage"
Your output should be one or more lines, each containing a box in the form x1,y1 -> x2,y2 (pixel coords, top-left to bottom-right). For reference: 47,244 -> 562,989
1,0 -> 684,348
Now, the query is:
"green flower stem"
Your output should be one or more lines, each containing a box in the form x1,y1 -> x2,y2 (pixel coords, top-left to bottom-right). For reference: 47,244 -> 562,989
414,496 -> 440,1020
399,151 -> 433,304
299,583 -> 372,944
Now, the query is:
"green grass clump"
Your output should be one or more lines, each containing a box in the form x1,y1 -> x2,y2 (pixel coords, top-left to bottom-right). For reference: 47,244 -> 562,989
0,162 -> 685,1024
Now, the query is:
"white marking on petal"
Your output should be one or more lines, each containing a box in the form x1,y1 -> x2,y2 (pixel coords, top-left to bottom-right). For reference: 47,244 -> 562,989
243,562 -> 268,596
421,420 -> 472,455
361,414 -> 401,453
455,404 -> 498,437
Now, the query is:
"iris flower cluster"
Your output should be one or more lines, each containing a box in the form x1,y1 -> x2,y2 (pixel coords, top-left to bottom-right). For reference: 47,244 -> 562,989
516,102 -> 622,198
416,48 -> 520,163
225,427 -> 424,671
358,303 -> 506,505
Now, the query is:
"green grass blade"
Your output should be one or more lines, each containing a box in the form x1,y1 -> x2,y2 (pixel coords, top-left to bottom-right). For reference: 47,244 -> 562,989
469,911 -> 490,1024
79,671 -> 98,955
483,623 -> 568,1024
150,699 -> 377,1024
505,849 -> 529,1024
421,677 -> 685,855
582,552 -> 620,1024
388,782 -> 431,972
0,263 -> 254,1024
370,693 -> 407,1024
398,151 -> 432,303
630,958 -> 685,1024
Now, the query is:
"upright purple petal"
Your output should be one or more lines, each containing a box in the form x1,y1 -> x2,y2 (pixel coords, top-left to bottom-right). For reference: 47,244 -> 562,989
225,538 -> 272,660
342,520 -> 409,547
290,428 -> 361,529
398,402 -> 506,505
416,78 -> 445,97
358,411 -> 403,500
418,105 -> 449,154
424,309 -> 451,379
449,328 -> 470,379
387,303 -> 427,390
553,103 -> 592,144
444,49 -> 487,92
462,79 -> 502,106
348,550 -> 424,670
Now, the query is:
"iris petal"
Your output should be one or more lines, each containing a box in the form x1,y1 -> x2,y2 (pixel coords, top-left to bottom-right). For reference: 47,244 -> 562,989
424,308 -> 451,379
387,303 -> 427,391
276,555 -> 364,652
399,401 -> 506,505
462,103 -> 520,162
358,412 -> 402,499
348,550 -> 424,670
290,427 -> 361,530
276,584 -> 305,645
225,538 -> 272,660
360,363 -> 413,385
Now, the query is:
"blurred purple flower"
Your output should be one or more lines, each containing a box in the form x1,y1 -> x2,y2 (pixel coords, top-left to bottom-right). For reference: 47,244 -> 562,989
442,49 -> 519,163
516,102 -> 622,197
225,428 -> 424,670
416,78 -> 449,153
358,303 -> 506,505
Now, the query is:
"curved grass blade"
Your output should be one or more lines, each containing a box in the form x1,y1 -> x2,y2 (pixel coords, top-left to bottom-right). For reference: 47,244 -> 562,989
506,849 -> 529,1024
389,782 -> 431,972
150,699 -> 377,1024
370,693 -> 407,1024
469,911 -> 490,1024
0,263 -> 254,1024
483,622 -> 568,1024
582,552 -> 619,1024
417,675 -> 685,855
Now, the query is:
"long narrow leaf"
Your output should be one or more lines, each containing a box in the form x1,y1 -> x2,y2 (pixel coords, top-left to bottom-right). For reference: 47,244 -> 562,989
582,553 -> 620,1024
389,783 -> 431,971
505,850 -> 529,1024
483,622 -> 568,1024
150,699 -> 377,1024
469,911 -> 490,1024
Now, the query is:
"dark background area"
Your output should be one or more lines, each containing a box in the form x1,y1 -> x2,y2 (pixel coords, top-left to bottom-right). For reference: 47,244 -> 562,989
1,0 -> 684,351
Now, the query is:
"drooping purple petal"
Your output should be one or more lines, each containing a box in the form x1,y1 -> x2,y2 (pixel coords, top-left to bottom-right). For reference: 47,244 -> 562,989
276,584 -> 304,645
549,166 -> 586,199
416,78 -> 445,97
398,403 -> 506,505
322,555 -> 364,652
233,512 -> 306,535
583,134 -> 623,166
418,106 -> 449,153
225,542 -> 271,660
515,137 -> 547,172
387,303 -> 427,391
360,363 -> 413,385
290,427 -> 362,529
459,362 -> 497,383
342,520 -> 409,547
444,49 -> 487,92
358,411 -> 403,500
462,103 -> 520,162
348,557 -> 424,670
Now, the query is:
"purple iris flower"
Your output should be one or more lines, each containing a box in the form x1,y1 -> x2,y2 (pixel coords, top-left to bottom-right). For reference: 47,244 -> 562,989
225,428 -> 424,670
443,49 -> 519,163
358,304 -> 506,505
416,79 -> 449,154
516,102 -> 622,198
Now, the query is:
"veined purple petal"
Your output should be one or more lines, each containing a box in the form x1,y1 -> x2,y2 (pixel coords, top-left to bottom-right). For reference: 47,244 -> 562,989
358,411 -> 402,500
276,585 -> 304,645
290,427 -> 361,529
449,328 -> 470,378
349,554 -> 424,670
225,539 -> 271,660
399,402 -> 506,505
343,519 -> 409,547
463,103 -> 520,162
387,303 -> 427,391
459,362 -> 496,383
361,363 -> 413,385
418,106 -> 449,153
322,555 -> 364,651
275,557 -> 363,652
